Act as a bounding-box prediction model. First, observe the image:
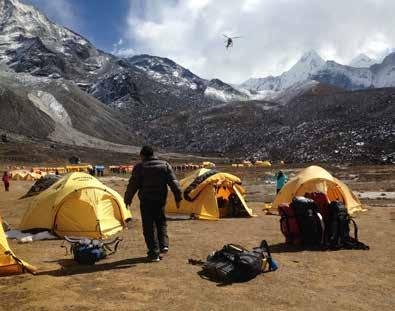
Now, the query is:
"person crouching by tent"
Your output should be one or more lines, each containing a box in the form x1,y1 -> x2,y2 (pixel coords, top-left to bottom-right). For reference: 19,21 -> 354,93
124,146 -> 182,262
2,171 -> 10,192
276,170 -> 287,194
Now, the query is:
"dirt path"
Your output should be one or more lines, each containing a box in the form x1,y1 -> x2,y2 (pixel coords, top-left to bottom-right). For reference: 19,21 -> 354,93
0,168 -> 394,311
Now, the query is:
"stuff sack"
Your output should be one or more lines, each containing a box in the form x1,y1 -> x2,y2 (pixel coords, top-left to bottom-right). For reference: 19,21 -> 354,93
279,203 -> 302,245
199,241 -> 276,283
72,245 -> 106,265
291,197 -> 325,246
65,236 -> 122,265
327,201 -> 369,250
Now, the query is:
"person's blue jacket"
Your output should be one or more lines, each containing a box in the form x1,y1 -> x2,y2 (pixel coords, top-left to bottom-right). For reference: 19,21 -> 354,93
276,174 -> 287,190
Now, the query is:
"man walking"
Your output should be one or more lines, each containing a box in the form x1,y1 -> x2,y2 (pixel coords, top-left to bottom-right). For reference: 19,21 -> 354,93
124,146 -> 182,262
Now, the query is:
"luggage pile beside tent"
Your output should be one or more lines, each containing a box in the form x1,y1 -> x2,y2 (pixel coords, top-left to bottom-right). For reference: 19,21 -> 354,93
272,166 -> 369,250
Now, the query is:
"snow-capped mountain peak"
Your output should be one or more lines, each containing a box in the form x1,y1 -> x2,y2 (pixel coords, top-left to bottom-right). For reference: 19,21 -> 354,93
126,54 -> 206,90
0,0 -> 89,52
349,53 -> 376,68
281,50 -> 325,89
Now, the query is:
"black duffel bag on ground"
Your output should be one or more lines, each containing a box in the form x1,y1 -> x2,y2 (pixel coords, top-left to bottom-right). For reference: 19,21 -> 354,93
190,240 -> 277,283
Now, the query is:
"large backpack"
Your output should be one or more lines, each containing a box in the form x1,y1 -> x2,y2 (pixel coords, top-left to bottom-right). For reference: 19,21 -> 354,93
279,203 -> 302,245
327,201 -> 369,250
196,240 -> 277,283
305,192 -> 331,223
291,197 -> 325,246
64,236 -> 122,265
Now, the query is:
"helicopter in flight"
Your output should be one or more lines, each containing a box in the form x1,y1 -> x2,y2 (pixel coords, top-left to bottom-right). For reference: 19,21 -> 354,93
223,34 -> 243,49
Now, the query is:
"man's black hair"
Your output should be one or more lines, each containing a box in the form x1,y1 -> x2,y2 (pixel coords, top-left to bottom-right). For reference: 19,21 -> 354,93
140,145 -> 154,158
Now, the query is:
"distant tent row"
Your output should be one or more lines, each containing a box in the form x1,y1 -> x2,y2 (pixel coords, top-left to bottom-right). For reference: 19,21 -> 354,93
231,160 -> 272,168
10,171 -> 43,181
32,167 -> 67,174
109,165 -> 134,174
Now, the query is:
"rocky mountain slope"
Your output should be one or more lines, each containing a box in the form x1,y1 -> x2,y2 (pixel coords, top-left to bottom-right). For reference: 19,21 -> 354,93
0,70 -> 140,152
144,87 -> 395,163
0,0 -> 394,163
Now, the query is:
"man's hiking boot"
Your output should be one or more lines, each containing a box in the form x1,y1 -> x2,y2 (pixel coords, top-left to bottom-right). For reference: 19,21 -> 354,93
147,254 -> 161,262
160,247 -> 169,254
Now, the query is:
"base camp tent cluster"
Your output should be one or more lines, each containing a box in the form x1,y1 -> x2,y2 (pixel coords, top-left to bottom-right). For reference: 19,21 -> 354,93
19,173 -> 132,239
166,168 -> 254,220
271,166 -> 364,215
1,165 -> 364,277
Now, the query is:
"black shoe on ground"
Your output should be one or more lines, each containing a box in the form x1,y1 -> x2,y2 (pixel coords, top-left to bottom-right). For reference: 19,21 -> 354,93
147,254 -> 161,262
160,247 -> 169,254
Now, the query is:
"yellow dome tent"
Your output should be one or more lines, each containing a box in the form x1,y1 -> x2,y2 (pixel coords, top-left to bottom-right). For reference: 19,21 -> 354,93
24,172 -> 41,181
166,168 -> 254,220
20,173 -> 132,238
272,166 -> 364,215
1,214 -> 37,276
255,160 -> 272,168
11,171 -> 28,180
202,161 -> 216,169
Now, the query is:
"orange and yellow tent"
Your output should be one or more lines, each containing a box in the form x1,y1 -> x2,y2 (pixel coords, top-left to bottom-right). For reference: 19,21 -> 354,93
1,214 -> 36,276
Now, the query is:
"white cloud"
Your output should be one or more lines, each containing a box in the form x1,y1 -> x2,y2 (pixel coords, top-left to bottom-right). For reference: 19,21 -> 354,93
112,37 -> 135,57
122,0 -> 395,83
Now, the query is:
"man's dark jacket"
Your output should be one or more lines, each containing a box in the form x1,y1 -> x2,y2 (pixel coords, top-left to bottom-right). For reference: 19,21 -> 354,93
124,157 -> 182,205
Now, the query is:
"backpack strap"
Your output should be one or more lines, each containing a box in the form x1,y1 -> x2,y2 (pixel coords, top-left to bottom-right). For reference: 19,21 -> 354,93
347,218 -> 370,250
316,212 -> 325,244
102,237 -> 123,255
188,258 -> 205,266
349,218 -> 358,241
259,240 -> 278,271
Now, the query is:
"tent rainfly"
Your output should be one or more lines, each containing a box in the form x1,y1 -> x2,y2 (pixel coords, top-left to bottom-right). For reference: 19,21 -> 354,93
166,168 -> 254,220
19,173 -> 132,238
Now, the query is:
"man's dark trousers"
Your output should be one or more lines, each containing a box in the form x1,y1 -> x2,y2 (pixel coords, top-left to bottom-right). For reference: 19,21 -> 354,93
140,199 -> 168,257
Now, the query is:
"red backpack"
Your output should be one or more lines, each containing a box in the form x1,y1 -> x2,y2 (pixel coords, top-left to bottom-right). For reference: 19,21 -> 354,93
305,192 -> 330,222
278,203 -> 302,245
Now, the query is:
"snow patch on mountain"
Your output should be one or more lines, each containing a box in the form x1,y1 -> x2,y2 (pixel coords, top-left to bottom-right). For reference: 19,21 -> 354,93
28,91 -> 71,126
127,54 -> 205,90
204,87 -> 241,102
349,54 -> 377,68
241,50 -> 395,93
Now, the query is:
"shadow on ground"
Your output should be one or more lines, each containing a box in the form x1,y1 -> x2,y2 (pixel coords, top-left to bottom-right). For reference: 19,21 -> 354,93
36,257 -> 150,277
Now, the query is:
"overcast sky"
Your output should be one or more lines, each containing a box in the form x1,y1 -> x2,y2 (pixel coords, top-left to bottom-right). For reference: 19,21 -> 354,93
27,0 -> 395,83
